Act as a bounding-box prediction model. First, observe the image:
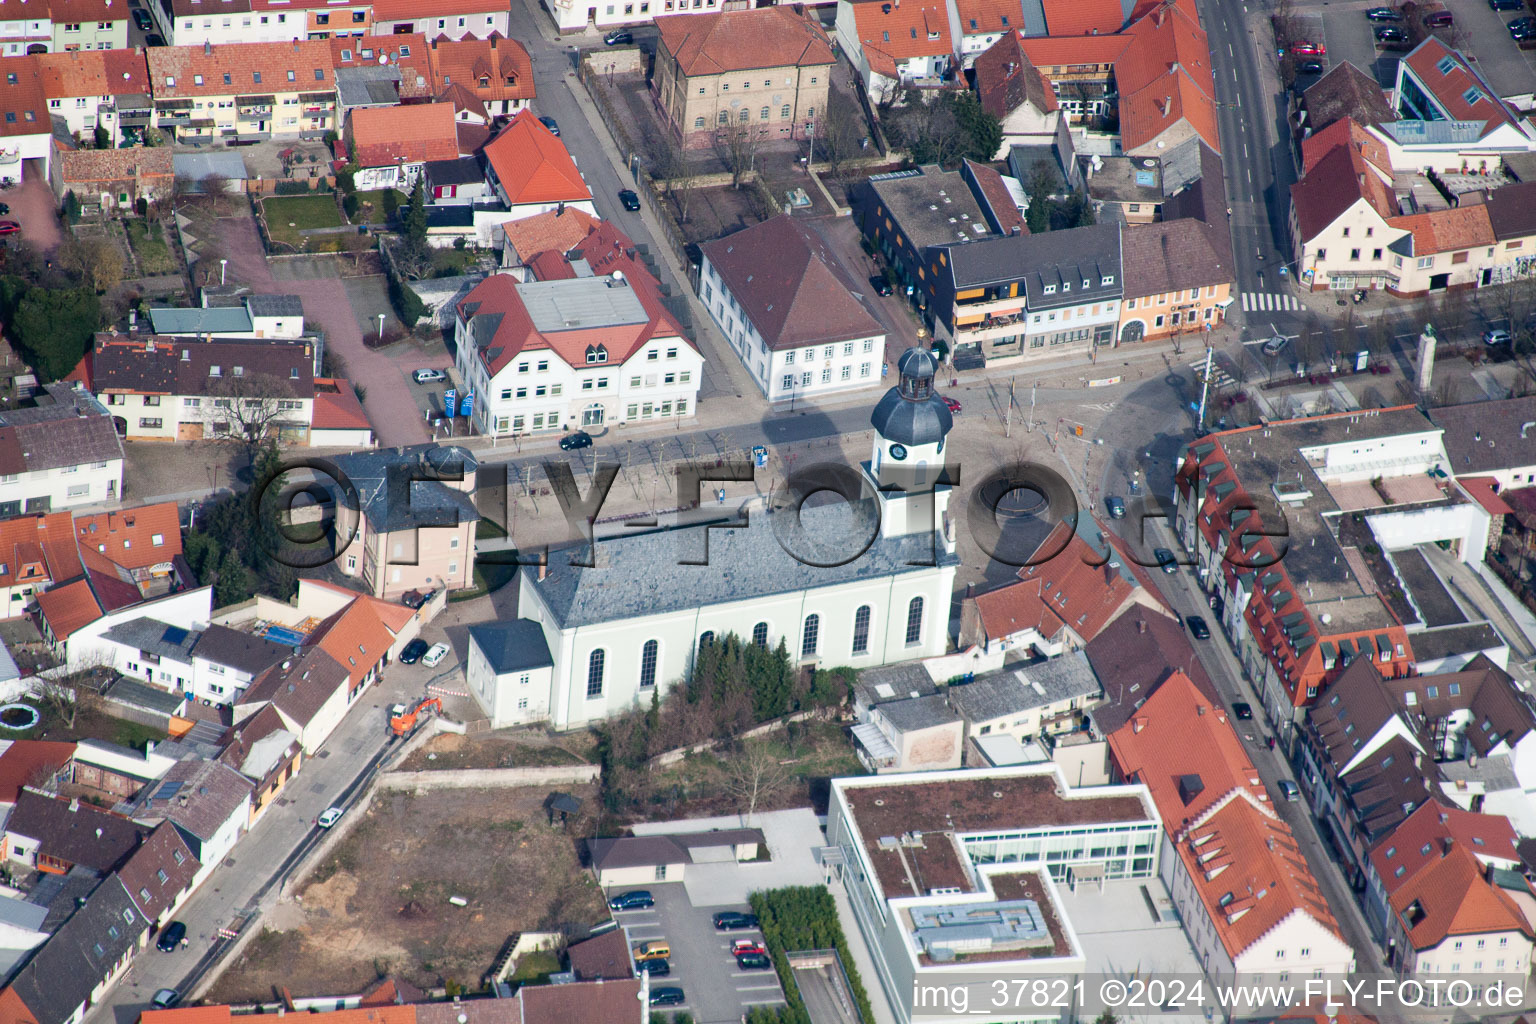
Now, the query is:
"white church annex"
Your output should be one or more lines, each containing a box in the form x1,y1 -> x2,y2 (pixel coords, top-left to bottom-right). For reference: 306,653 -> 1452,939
468,347 -> 962,731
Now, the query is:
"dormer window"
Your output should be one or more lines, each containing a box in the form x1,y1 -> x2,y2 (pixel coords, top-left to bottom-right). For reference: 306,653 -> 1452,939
209,365 -> 222,377
586,345 -> 608,364
233,366 -> 244,376
1062,281 -> 1071,291
479,75 -> 489,87
1082,279 -> 1091,289
193,74 -> 204,85
1102,274 -> 1114,285
1043,284 -> 1056,294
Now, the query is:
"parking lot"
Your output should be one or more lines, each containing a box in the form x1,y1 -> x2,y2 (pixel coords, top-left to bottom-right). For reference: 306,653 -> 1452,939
612,885 -> 786,1024
1296,0 -> 1536,93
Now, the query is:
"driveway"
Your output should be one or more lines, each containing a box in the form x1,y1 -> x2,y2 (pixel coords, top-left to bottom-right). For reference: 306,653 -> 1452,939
216,213 -> 429,446
4,174 -> 63,255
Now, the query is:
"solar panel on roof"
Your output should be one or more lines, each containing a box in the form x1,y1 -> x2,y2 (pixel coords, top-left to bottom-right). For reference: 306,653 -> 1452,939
153,780 -> 184,801
163,626 -> 188,646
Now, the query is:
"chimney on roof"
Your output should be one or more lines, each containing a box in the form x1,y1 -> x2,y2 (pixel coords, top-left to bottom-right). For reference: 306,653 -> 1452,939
204,40 -> 211,55
1444,836 -> 1454,855
538,558 -> 547,581
1132,716 -> 1147,733
490,36 -> 497,47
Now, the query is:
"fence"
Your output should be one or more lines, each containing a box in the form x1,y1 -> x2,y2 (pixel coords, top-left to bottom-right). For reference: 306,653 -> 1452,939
648,709 -> 825,768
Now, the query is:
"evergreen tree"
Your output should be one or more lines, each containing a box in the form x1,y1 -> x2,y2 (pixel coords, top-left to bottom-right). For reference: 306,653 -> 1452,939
404,180 -> 428,248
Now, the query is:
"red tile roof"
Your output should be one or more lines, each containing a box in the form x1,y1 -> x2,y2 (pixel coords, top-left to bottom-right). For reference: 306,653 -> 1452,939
370,0 -> 507,20
0,61 -> 49,140
1041,0 -> 1127,36
146,40 -> 336,100
313,596 -> 394,691
973,34 -> 1057,120
36,49 -> 150,100
972,521 -> 1169,646
656,7 -> 835,76
1114,1 -> 1219,153
501,206 -> 601,262
1388,204 -> 1494,256
1459,476 -> 1514,516
73,502 -> 181,574
1390,845 -> 1532,949
848,0 -> 954,63
1370,801 -> 1520,896
425,35 -> 534,116
1290,119 -> 1398,240
311,378 -> 373,432
1110,672 -> 1345,959
0,741 -> 77,804
35,578 -> 104,642
1017,34 -> 1132,67
0,511 -> 81,593
1402,38 -> 1520,139
482,109 -> 591,207
955,0 -> 1023,36
347,102 -> 459,168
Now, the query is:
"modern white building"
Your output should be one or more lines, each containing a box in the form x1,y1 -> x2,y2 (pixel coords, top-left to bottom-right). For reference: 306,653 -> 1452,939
827,764 -> 1161,1024
454,228 -> 703,437
490,347 -> 961,732
699,215 -> 887,404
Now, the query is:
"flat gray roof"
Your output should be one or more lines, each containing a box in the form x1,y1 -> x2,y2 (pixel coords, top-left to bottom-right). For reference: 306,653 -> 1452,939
517,276 -> 648,334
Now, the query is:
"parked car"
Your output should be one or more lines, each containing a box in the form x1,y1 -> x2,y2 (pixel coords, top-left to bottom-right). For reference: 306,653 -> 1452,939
152,990 -> 181,1009
1491,0 -> 1523,9
608,890 -> 655,910
1153,548 -> 1178,574
635,958 -> 671,976
736,953 -> 773,970
132,7 -> 153,29
1186,615 -> 1211,640
1365,6 -> 1402,17
399,638 -> 430,664
1262,335 -> 1288,356
1289,39 -> 1325,54
401,589 -> 427,609
145,33 -> 164,45
869,275 -> 893,296
634,941 -> 671,961
422,642 -> 450,667
317,806 -> 344,828
1297,58 -> 1325,73
559,430 -> 593,451
649,988 -> 686,1007
413,367 -> 446,384
1422,9 -> 1452,26
941,395 -> 961,414
1278,779 -> 1300,801
713,911 -> 759,930
604,28 -> 634,44
1484,328 -> 1513,345
731,940 -> 767,955
156,921 -> 187,952
1511,16 -> 1536,37
538,115 -> 560,136
1375,25 -> 1408,40
0,222 -> 19,236
1105,495 -> 1126,519
1233,702 -> 1254,720
618,188 -> 641,211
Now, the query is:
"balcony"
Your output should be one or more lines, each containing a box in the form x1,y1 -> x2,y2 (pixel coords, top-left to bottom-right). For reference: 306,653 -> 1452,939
954,293 -> 1026,318
955,311 -> 1027,339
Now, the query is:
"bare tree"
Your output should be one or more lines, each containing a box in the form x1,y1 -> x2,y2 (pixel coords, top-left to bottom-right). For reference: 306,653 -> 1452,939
722,739 -> 791,826
199,172 -> 232,215
31,664 -> 108,730
820,92 -> 866,174
54,238 -> 121,293
644,124 -> 698,224
204,371 -> 305,451
715,122 -> 763,190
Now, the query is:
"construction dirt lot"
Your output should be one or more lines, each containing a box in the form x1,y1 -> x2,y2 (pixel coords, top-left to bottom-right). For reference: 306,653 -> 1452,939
208,784 -> 607,1002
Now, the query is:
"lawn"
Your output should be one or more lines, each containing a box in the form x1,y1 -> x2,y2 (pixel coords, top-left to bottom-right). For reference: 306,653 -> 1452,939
262,194 -> 343,250
354,189 -> 405,226
124,219 -> 178,275
430,247 -> 481,277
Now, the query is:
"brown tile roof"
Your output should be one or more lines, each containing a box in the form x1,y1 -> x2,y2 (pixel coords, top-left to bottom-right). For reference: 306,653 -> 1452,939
1483,182 -> 1536,242
73,502 -> 182,574
118,821 -> 200,921
347,102 -> 459,168
519,980 -> 641,1024
48,0 -> 129,22
1290,120 -> 1397,241
1084,607 -> 1219,734
482,109 -> 590,206
370,0 -> 507,20
974,33 -> 1057,120
1041,0 -> 1127,36
147,40 -> 336,100
1391,845 -> 1533,949
566,928 -> 635,981
56,147 -> 173,187
6,789 -> 149,872
699,215 -> 884,351
311,377 -> 373,432
0,741 -> 77,805
501,206 -> 601,263
1120,217 -> 1231,298
81,333 -> 316,399
848,0 -> 954,63
1388,204 -> 1494,256
0,511 -> 82,592
127,757 -> 253,842
37,49 -> 150,100
1300,61 -> 1396,135
962,159 -> 1027,234
656,7 -> 835,77
242,646 -> 350,729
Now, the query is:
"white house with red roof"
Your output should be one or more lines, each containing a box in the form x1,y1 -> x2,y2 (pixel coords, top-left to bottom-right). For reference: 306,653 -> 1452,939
35,49 -> 151,141
368,0 -> 510,41
836,0 -> 955,103
0,60 -> 53,183
453,221 -> 701,437
345,102 -> 459,191
480,110 -> 595,224
1375,39 -> 1536,174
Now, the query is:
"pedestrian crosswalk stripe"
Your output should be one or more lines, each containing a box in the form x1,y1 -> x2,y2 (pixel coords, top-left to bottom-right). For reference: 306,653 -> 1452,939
1241,292 -> 1301,312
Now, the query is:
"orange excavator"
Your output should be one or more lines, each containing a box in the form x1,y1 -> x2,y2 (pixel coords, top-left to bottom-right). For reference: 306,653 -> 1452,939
389,697 -> 442,736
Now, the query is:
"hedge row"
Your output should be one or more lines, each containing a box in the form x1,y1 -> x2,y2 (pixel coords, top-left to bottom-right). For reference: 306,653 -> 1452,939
749,886 -> 875,1024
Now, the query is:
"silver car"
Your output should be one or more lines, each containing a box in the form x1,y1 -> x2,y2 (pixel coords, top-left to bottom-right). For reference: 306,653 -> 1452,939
413,368 -> 447,384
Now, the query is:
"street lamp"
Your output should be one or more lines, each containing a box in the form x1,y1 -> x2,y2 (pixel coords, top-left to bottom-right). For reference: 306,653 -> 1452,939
219,258 -> 227,285
376,313 -> 385,341
805,119 -> 815,171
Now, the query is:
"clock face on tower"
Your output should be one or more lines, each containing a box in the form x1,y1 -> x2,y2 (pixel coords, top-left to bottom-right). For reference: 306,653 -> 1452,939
889,443 -> 908,461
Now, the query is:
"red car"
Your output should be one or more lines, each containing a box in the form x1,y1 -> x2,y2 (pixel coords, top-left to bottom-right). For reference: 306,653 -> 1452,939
942,396 -> 961,414
731,940 -> 766,956
1289,40 -> 1326,54
0,222 -> 19,235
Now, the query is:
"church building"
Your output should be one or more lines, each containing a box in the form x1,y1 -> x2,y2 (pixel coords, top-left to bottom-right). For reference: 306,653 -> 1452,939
466,347 -> 962,731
